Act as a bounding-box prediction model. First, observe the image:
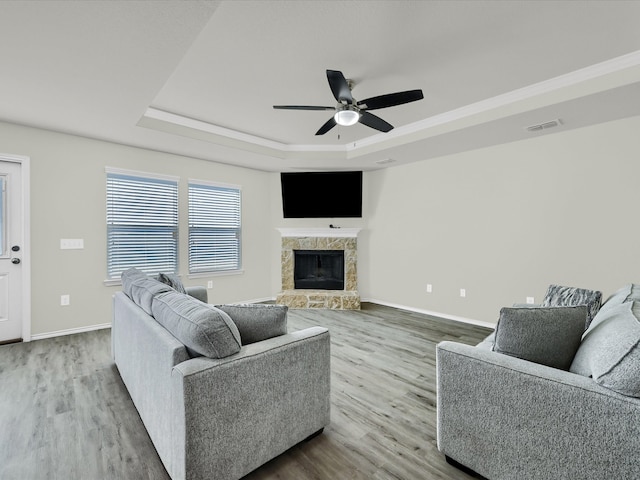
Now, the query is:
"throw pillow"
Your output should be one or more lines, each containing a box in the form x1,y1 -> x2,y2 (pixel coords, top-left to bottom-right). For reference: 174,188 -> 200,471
151,290 -> 241,358
121,267 -> 172,315
216,304 -> 288,345
570,301 -> 640,397
542,284 -> 603,329
597,284 -> 640,317
493,305 -> 587,370
156,272 -> 187,294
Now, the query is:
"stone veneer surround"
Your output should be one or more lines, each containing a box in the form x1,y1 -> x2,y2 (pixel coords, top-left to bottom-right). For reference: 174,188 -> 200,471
276,228 -> 361,310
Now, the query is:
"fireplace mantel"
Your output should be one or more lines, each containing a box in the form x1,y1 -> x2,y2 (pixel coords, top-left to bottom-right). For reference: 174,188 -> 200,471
277,227 -> 361,238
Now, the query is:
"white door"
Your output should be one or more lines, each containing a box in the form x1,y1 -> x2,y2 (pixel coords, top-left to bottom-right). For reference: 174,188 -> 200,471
0,160 -> 23,343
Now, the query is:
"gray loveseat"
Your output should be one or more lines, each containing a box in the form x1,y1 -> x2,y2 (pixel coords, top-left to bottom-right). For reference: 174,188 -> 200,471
112,268 -> 331,480
437,284 -> 640,480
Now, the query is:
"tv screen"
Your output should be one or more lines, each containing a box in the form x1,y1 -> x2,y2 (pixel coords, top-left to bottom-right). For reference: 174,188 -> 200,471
281,171 -> 363,218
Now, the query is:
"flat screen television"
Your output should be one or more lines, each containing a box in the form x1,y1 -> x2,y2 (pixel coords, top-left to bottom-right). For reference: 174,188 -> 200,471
281,171 -> 363,218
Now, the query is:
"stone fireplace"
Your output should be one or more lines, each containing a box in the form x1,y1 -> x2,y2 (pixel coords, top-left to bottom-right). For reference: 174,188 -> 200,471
276,228 -> 361,310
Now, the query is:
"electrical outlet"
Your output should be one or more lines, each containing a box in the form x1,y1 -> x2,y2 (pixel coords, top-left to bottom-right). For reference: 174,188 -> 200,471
526,296 -> 535,304
460,288 -> 466,298
207,281 -> 213,289
426,284 -> 432,293
60,294 -> 70,306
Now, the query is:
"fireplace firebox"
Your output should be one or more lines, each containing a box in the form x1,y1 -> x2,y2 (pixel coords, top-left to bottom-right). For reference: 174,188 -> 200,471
294,250 -> 344,290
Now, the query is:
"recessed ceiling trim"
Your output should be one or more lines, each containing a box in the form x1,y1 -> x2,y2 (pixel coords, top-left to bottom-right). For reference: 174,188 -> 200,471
350,49 -> 640,152
140,107 -> 351,158
141,107 -> 289,150
140,50 -> 640,162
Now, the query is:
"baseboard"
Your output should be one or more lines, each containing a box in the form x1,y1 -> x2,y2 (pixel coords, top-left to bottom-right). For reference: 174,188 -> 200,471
268,294 -> 495,329
360,298 -> 496,329
30,323 -> 111,341
29,297 -> 276,341
26,298 -> 492,341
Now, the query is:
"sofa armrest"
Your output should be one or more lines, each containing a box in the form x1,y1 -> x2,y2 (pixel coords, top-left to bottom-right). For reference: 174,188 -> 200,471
185,285 -> 207,303
169,327 -> 330,480
436,341 -> 640,480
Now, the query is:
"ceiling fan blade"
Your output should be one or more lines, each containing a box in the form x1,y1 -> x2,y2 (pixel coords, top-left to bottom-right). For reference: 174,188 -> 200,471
357,89 -> 424,110
327,70 -> 353,104
315,117 -> 337,135
359,111 -> 393,132
273,105 -> 335,111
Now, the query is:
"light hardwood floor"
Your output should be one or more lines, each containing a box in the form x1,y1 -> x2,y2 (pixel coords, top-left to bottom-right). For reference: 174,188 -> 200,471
0,303 -> 491,480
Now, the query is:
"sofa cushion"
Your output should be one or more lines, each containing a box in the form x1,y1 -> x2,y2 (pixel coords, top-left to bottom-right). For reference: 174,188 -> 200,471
570,301 -> 640,397
541,284 -> 602,329
156,272 -> 187,294
121,267 -> 172,315
152,290 -> 241,358
493,306 -> 587,370
216,304 -> 288,345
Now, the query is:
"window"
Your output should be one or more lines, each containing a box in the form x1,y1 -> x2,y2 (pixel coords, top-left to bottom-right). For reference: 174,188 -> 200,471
188,180 -> 241,274
106,169 -> 178,279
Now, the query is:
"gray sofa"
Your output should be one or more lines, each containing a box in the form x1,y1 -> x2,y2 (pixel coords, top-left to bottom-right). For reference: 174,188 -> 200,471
437,284 -> 640,480
112,269 -> 331,480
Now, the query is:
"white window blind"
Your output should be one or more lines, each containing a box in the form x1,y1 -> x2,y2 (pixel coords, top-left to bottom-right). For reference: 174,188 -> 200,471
188,181 -> 241,273
106,171 -> 178,279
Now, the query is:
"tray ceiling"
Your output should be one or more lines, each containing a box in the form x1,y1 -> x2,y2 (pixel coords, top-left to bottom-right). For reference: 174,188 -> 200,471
2,1 -> 640,171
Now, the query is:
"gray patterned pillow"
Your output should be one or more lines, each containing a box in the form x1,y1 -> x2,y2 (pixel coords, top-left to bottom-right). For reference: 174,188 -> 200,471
493,306 -> 587,370
156,272 -> 187,294
542,284 -> 602,329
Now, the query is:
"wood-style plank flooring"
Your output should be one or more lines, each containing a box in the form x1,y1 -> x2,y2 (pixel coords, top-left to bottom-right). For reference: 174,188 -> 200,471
0,303 -> 491,480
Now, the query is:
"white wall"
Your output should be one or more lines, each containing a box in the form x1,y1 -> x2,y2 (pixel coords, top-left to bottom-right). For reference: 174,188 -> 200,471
4,112 -> 640,337
0,121 -> 274,337
364,114 -> 640,325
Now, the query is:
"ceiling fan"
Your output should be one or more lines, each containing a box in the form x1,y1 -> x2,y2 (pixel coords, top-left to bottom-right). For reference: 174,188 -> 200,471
273,69 -> 424,135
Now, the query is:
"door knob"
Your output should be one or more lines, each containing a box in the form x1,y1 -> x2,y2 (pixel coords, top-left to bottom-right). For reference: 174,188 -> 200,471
11,258 -> 20,264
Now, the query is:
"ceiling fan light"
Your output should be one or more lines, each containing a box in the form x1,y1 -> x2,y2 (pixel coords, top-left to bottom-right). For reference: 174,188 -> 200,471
334,108 -> 360,126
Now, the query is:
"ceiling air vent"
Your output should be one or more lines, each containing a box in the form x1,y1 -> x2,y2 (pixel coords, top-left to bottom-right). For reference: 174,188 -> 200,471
375,158 -> 396,165
525,118 -> 563,133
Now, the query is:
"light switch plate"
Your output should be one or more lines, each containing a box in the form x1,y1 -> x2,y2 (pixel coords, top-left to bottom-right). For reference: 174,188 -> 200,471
60,239 -> 84,250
